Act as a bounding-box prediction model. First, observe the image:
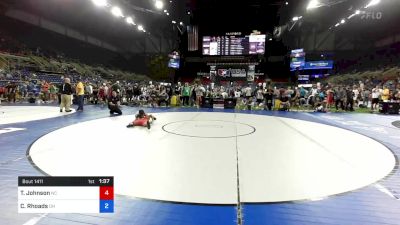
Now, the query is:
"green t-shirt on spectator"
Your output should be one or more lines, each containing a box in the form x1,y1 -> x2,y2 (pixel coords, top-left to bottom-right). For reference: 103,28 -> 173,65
49,85 -> 57,94
182,86 -> 191,96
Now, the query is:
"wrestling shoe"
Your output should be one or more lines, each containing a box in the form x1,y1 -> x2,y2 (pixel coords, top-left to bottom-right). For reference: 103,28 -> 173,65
147,121 -> 151,129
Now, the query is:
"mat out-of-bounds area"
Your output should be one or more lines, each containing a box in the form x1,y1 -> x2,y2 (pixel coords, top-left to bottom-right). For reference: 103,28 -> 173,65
0,106 -> 75,125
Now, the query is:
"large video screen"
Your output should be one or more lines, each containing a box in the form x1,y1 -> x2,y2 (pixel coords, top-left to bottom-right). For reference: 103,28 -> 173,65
249,35 -> 266,54
168,58 -> 180,69
202,34 -> 266,56
290,49 -> 306,71
168,51 -> 180,69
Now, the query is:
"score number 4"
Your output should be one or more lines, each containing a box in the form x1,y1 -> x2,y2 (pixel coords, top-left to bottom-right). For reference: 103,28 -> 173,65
100,186 -> 114,200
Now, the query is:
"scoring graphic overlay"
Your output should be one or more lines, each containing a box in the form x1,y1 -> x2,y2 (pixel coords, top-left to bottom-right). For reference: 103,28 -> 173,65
18,176 -> 114,213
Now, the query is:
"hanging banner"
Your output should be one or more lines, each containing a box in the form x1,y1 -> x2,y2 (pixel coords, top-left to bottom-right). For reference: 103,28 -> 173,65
247,65 -> 255,81
304,61 -> 334,70
210,66 -> 216,79
230,68 -> 247,78
217,69 -> 230,77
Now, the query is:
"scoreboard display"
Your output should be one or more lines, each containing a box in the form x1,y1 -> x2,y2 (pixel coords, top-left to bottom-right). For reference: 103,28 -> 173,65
18,176 -> 114,213
203,34 -> 266,56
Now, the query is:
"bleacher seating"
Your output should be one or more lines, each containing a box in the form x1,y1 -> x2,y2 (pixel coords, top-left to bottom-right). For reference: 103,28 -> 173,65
325,65 -> 400,86
0,81 -> 9,86
36,74 -> 63,84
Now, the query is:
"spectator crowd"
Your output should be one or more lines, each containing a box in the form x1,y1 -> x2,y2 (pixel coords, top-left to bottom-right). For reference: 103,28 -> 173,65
2,68 -> 399,114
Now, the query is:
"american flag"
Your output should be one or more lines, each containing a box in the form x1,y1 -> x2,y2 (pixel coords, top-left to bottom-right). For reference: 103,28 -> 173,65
187,25 -> 198,51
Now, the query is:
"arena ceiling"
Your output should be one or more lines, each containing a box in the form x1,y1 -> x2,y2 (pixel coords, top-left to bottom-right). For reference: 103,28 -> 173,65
0,0 -> 191,52
188,0 -> 287,35
188,0 -> 400,40
279,0 -> 400,40
0,0 -> 398,53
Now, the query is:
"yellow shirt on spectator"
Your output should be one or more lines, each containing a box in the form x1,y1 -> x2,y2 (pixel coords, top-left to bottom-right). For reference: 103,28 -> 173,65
382,88 -> 389,101
76,82 -> 84,96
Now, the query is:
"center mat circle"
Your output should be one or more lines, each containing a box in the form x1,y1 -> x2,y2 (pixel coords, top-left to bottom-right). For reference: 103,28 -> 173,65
162,120 -> 255,138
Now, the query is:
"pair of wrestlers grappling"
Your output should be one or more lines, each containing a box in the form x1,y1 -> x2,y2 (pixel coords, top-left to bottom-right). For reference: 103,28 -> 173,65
126,110 -> 157,129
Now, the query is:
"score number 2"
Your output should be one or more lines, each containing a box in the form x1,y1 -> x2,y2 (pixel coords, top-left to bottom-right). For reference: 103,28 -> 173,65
100,200 -> 114,213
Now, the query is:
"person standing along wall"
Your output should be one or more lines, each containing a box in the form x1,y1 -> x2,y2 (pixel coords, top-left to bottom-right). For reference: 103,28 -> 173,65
57,83 -> 62,105
181,83 -> 191,106
335,87 -> 345,111
76,78 -> 85,111
6,82 -> 16,103
20,82 -> 28,99
41,80 -> 49,103
49,83 -> 58,102
85,82 -> 93,104
362,88 -> 371,108
195,84 -> 205,108
264,88 -> 274,110
192,84 -> 197,107
345,86 -> 354,111
371,86 -> 381,110
174,82 -> 182,106
60,78 -> 72,112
